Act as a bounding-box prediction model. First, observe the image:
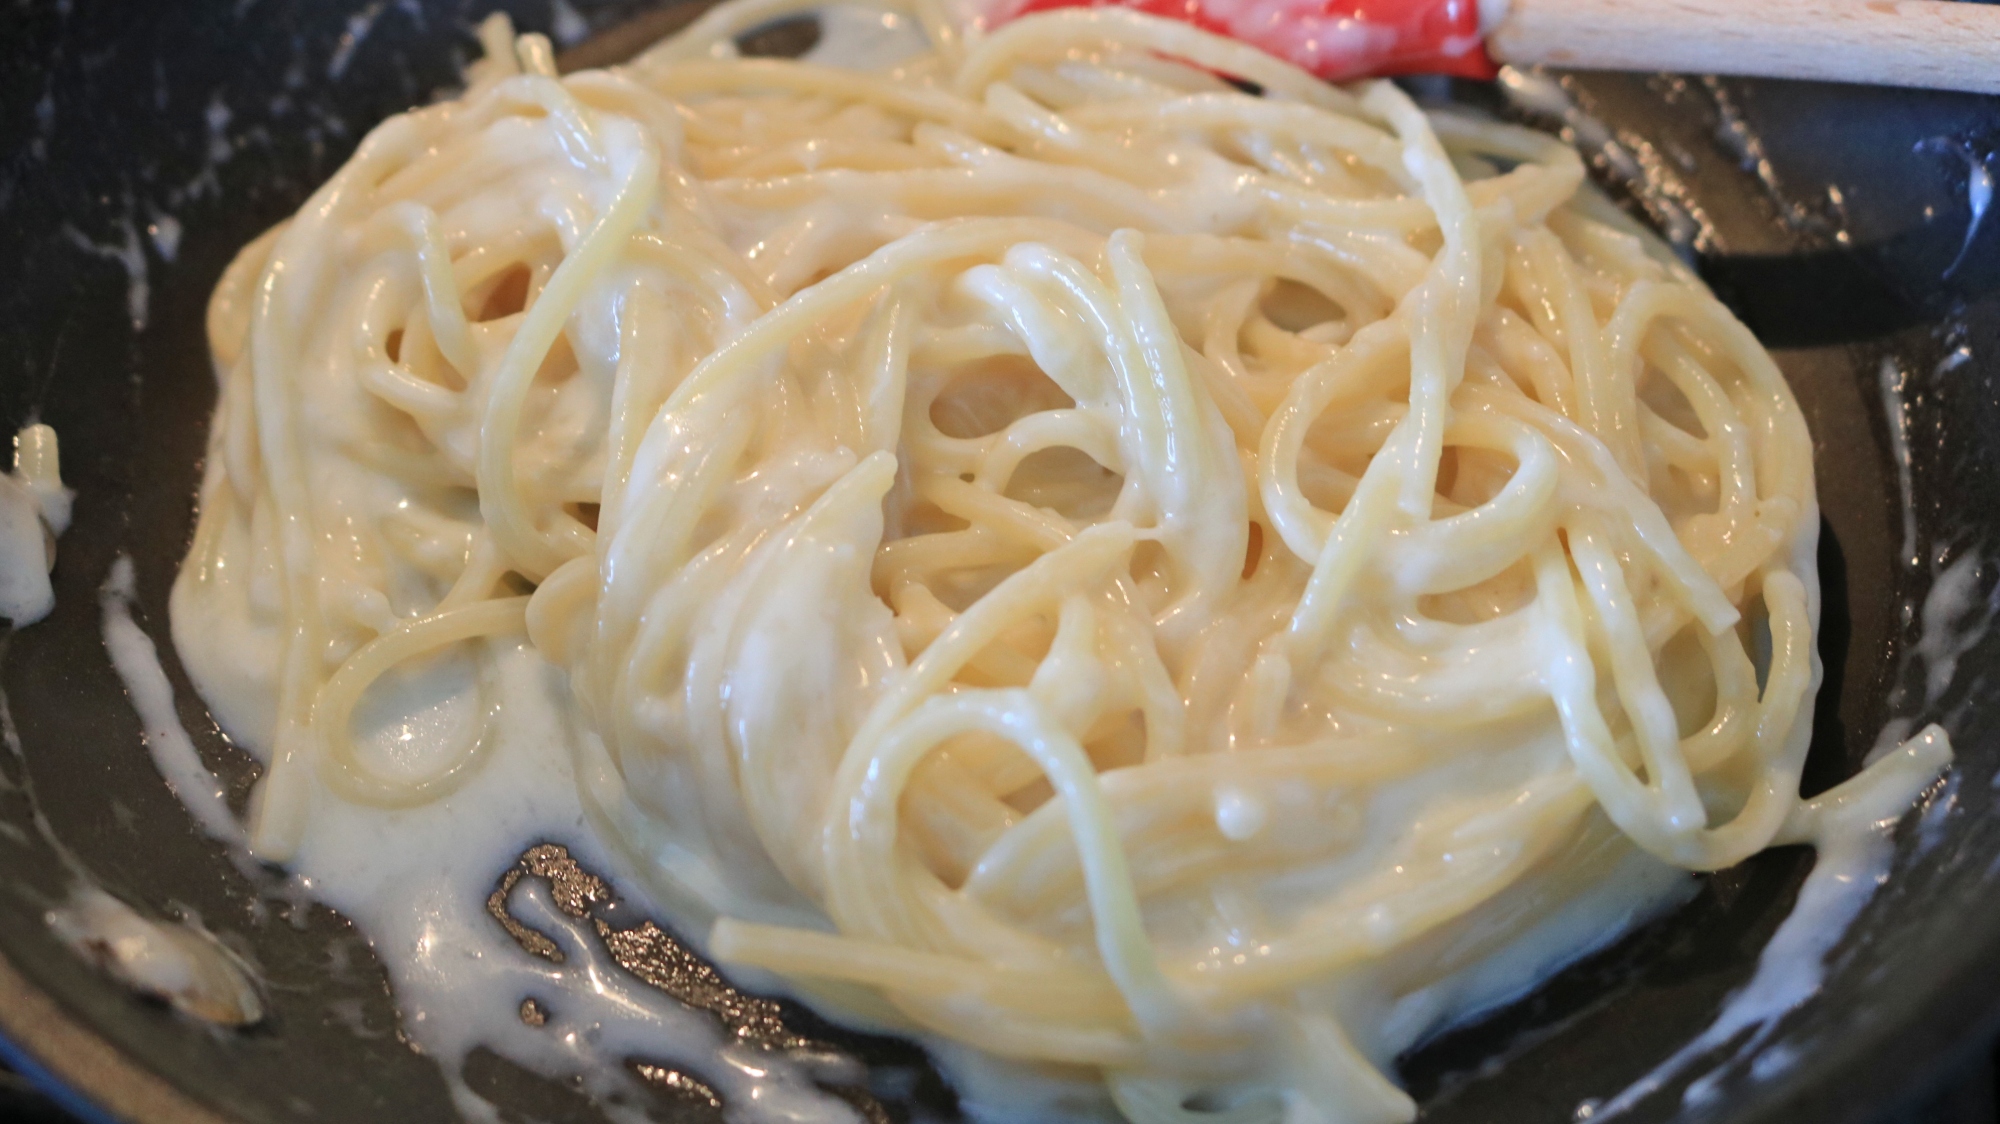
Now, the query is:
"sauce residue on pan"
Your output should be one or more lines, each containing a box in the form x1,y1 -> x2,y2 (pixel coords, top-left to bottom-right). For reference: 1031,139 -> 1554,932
46,884 -> 264,1028
1589,728 -> 1951,1119
106,574 -> 869,1123
15,15 -> 1982,1124
1495,66 -> 1717,253
0,424 -> 70,628
100,556 -> 244,848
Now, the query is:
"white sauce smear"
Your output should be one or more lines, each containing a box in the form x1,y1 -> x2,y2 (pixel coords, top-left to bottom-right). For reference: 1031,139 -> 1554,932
1594,730 -> 1950,1117
0,424 -> 71,628
100,557 -> 245,846
46,884 -> 263,1027
127,561 -> 862,1124
273,645 -> 860,1123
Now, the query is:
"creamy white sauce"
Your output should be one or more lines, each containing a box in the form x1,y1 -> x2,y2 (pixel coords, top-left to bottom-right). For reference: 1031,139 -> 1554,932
1591,411 -> 1985,1117
162,609 -> 1730,1124
0,424 -> 71,628
1386,849 -> 1699,1061
120,18 -> 1948,1124
1865,546 -> 1992,874
1909,550 -> 1992,709
46,884 -> 263,1027
65,218 -> 150,331
1874,339 -> 1979,584
279,645 -> 859,1124
99,556 -> 244,846
1877,356 -> 1921,573
103,514 -> 871,1117
1867,555 -> 1994,769
803,5 -> 930,71
1212,786 -> 1267,842
1593,729 -> 1950,1118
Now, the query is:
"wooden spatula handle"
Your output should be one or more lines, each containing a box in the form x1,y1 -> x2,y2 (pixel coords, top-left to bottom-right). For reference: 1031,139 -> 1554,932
1489,0 -> 2000,94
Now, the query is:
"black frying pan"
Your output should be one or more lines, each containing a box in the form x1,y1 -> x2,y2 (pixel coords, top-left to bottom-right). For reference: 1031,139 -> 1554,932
3,2 -> 2000,1122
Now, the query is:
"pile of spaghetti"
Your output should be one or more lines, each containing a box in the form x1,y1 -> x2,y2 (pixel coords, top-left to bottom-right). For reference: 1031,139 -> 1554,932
171,3 -> 1938,1120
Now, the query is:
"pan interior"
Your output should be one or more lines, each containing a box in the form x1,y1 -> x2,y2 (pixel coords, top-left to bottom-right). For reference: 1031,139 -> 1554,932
0,3 -> 1997,1122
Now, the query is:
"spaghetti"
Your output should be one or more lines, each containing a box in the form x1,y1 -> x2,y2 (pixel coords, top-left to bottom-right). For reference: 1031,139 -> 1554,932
169,6 -> 1950,1121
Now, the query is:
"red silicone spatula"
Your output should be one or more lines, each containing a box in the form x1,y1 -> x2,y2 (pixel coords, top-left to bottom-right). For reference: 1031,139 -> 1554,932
1002,0 -> 2000,93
